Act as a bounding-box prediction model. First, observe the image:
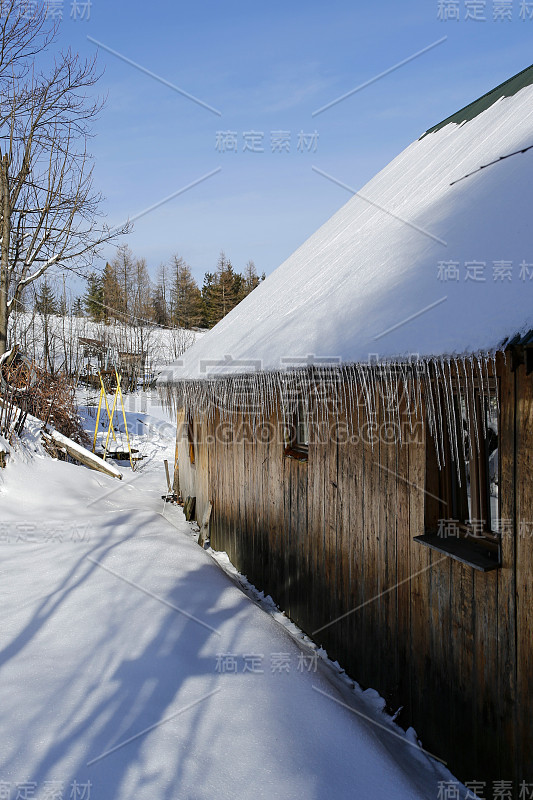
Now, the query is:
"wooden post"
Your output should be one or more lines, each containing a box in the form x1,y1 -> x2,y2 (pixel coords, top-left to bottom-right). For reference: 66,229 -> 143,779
198,502 -> 212,547
164,459 -> 172,494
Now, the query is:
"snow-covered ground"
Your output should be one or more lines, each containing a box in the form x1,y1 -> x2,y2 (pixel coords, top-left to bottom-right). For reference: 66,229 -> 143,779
0,392 -> 467,800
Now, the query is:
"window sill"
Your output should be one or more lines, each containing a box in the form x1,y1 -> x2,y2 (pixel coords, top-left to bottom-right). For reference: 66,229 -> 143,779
414,532 -> 501,572
284,446 -> 308,462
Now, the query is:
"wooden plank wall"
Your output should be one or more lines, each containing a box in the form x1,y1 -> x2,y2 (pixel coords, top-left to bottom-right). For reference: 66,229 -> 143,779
178,356 -> 532,788
175,410 -> 194,500
515,363 -> 533,785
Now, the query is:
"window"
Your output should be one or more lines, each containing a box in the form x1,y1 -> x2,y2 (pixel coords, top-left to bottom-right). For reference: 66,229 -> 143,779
284,398 -> 309,461
455,392 -> 499,535
419,381 -> 501,571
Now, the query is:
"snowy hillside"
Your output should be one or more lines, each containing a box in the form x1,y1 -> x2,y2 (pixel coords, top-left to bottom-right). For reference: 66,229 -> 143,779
8,310 -> 204,376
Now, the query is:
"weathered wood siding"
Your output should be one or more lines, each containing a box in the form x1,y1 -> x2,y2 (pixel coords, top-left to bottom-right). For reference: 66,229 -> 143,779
176,354 -> 532,787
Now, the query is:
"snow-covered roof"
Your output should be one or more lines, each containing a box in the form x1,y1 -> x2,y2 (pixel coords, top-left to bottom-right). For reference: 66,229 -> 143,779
160,65 -> 533,385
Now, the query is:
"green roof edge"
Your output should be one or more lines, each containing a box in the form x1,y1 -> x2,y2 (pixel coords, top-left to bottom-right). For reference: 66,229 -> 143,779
420,62 -> 533,139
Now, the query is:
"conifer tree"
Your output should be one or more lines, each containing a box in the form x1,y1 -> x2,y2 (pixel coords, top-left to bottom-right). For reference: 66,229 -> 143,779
35,279 -> 58,316
171,255 -> 203,329
58,290 -> 69,318
83,273 -> 104,321
72,297 -> 84,317
201,253 -> 265,327
34,280 -> 58,372
152,283 -> 169,326
203,252 -> 241,327
201,271 -> 217,328
102,261 -> 121,322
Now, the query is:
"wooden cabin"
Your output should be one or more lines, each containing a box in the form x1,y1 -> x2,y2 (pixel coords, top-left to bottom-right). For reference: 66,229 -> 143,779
78,340 -> 147,391
159,66 -> 533,791
117,350 -> 147,391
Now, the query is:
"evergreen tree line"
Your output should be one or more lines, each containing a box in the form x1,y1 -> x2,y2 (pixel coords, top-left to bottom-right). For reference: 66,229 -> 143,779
78,245 -> 265,330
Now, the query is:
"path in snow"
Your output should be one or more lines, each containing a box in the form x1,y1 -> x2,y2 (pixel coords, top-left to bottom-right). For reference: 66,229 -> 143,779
0,392 -> 464,800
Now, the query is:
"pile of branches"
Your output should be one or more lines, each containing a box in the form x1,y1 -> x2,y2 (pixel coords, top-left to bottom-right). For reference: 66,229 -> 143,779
1,353 -> 89,445
28,369 -> 90,446
0,364 -> 29,441
0,358 -> 33,440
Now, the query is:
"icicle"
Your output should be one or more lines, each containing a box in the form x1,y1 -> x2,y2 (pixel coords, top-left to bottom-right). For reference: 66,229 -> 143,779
378,363 -> 386,439
436,358 -> 453,461
389,362 -> 401,443
413,357 -> 423,425
444,358 -> 461,475
348,365 -> 357,440
404,360 -> 418,443
358,365 -> 371,436
491,352 -> 500,416
456,356 -> 469,470
382,364 -> 389,428
404,365 -> 414,429
369,365 -> 378,452
356,365 -> 365,438
396,363 -> 408,446
434,358 -> 447,471
476,354 -> 487,441
420,362 -> 432,457
468,356 -> 480,453
482,352 -> 494,427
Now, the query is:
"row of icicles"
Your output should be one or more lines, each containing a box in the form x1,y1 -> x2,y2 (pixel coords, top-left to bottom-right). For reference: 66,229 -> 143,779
159,353 -> 500,478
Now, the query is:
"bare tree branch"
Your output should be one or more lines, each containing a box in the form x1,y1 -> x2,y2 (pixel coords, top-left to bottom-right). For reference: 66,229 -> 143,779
0,3 -> 128,355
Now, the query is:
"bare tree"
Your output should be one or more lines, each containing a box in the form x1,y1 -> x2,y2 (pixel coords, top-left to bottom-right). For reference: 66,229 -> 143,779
0,2 -> 127,356
111,244 -> 135,321
0,2 -> 53,82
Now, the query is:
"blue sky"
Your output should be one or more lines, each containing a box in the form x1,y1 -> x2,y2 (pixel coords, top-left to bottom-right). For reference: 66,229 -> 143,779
54,0 -> 533,286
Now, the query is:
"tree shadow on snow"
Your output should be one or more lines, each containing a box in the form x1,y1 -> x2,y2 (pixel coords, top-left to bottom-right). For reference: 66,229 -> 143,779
0,516 -> 252,800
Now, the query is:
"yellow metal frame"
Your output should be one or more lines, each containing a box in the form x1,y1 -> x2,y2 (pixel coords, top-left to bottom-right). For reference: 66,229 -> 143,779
92,373 -> 117,453
102,369 -> 135,470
